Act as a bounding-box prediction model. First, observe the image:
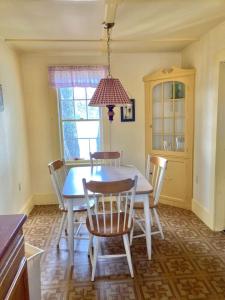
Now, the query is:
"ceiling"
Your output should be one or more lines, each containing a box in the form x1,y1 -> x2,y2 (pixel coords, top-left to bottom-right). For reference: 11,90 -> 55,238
1,0 -> 225,53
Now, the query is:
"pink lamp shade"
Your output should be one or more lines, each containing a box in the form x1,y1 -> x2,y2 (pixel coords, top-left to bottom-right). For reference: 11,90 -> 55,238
89,78 -> 130,106
89,78 -> 131,121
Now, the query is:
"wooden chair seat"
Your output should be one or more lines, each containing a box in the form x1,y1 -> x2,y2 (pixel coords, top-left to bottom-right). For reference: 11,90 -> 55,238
86,212 -> 132,237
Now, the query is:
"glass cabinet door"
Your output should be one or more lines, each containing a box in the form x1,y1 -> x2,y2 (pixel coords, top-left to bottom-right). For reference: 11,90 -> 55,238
152,81 -> 185,152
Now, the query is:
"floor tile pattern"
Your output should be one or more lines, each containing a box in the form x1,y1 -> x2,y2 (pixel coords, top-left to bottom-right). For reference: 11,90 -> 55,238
23,204 -> 225,299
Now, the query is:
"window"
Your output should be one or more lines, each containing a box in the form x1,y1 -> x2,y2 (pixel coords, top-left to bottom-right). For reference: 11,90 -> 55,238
48,65 -> 107,161
58,86 -> 101,161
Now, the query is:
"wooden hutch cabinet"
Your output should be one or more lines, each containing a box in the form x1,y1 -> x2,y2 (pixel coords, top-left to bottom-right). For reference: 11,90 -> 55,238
0,214 -> 29,300
143,67 -> 195,209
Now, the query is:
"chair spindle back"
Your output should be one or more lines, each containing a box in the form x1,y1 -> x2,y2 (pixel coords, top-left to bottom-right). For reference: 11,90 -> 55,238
90,151 -> 121,168
148,156 -> 167,206
83,176 -> 138,235
48,160 -> 67,210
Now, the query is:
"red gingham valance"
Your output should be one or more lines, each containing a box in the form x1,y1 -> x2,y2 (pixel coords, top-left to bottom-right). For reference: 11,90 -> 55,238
48,66 -> 107,88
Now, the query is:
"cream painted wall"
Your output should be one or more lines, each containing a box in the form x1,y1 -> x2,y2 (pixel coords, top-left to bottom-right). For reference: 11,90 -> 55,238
0,40 -> 32,214
182,20 -> 225,230
215,62 -> 225,230
20,52 -> 181,202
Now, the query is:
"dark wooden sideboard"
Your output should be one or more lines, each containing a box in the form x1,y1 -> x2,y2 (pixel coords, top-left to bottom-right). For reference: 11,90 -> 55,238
0,214 -> 29,300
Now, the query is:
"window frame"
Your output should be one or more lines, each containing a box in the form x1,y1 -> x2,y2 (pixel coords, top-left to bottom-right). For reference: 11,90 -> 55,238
56,88 -> 103,164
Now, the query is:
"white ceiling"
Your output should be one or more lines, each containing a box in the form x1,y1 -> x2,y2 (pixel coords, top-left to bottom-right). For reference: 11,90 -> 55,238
1,0 -> 225,53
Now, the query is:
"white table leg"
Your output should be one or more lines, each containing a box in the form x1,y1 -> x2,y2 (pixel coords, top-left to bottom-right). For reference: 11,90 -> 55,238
67,200 -> 74,266
143,195 -> 152,260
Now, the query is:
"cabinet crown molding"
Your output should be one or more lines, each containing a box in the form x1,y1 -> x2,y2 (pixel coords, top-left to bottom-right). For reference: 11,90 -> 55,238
143,66 -> 195,82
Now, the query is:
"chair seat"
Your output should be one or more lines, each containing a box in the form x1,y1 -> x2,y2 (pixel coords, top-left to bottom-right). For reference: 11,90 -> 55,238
86,212 -> 132,237
61,199 -> 95,212
133,194 -> 156,209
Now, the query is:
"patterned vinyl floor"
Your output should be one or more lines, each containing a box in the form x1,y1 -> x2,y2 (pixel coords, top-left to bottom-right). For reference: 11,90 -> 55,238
23,204 -> 225,300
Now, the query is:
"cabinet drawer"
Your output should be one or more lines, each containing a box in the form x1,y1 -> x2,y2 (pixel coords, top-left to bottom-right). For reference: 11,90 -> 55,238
0,234 -> 25,299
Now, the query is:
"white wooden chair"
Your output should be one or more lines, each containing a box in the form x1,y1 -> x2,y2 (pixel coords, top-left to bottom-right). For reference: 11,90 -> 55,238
82,176 -> 138,281
130,155 -> 167,245
90,151 -> 121,167
48,160 -> 93,248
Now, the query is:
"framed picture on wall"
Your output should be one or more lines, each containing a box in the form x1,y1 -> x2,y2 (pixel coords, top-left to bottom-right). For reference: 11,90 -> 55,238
120,99 -> 135,122
0,85 -> 4,112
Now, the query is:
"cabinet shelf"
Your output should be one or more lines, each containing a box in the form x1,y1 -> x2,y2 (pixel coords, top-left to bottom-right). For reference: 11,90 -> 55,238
152,133 -> 185,136
152,115 -> 185,120
153,98 -> 185,103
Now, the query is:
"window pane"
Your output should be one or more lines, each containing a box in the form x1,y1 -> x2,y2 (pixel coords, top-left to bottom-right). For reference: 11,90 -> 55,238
164,81 -> 173,99
163,135 -> 173,151
164,100 -> 173,117
61,101 -> 75,119
90,138 -> 100,153
62,121 -> 80,159
152,135 -> 162,150
175,117 -> 185,134
175,135 -> 185,152
87,100 -> 100,119
77,139 -> 90,160
74,100 -> 87,119
86,87 -> 95,99
174,81 -> 185,99
152,118 -> 162,134
164,118 -> 173,134
76,121 -> 100,138
153,84 -> 161,102
60,88 -> 73,100
153,102 -> 161,118
175,99 -> 184,116
74,87 -> 86,99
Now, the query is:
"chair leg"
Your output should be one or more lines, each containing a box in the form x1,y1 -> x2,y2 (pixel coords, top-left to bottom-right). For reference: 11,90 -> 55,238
57,212 -> 67,248
130,210 -> 135,245
88,233 -> 94,258
123,234 -> 134,278
130,224 -> 134,246
150,208 -> 154,226
65,218 -> 68,236
136,218 -> 146,234
153,208 -> 164,239
91,237 -> 99,281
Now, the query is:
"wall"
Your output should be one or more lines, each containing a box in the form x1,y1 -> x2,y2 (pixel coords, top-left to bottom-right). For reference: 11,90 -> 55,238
20,52 -> 181,204
182,21 -> 225,230
0,40 -> 32,214
215,62 -> 225,230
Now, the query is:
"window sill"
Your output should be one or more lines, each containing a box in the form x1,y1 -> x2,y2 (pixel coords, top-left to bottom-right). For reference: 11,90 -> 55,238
65,160 -> 91,167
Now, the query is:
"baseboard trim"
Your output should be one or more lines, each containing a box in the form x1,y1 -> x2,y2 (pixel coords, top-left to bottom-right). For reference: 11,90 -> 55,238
192,198 -> 214,230
20,196 -> 34,215
32,193 -> 58,205
19,193 -> 58,215
160,195 -> 191,210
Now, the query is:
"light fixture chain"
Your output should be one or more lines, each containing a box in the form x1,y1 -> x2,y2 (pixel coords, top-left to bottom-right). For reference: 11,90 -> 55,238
107,27 -> 111,78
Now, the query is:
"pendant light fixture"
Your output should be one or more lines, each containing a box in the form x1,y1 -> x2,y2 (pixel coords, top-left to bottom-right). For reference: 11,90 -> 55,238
89,22 -> 131,121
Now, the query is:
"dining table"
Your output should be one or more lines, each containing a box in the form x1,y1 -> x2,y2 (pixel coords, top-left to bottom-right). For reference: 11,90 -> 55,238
63,164 -> 153,266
